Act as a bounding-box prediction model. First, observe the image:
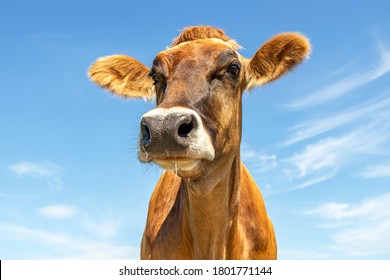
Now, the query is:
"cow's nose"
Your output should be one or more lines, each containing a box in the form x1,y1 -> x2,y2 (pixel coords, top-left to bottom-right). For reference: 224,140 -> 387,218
140,118 -> 152,147
138,107 -> 214,163
177,114 -> 195,138
140,110 -> 198,150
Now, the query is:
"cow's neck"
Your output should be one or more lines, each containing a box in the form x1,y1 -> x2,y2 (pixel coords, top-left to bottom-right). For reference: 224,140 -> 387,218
182,154 -> 240,259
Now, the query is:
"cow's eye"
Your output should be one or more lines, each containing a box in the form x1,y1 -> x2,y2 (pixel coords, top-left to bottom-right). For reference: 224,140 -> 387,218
227,63 -> 240,76
150,70 -> 159,83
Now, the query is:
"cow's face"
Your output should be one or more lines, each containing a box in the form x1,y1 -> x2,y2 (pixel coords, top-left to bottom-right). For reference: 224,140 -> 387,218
89,27 -> 310,179
137,39 -> 244,178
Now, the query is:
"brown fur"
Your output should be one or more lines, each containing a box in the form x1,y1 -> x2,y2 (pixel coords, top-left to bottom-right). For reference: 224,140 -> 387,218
171,26 -> 232,47
245,33 -> 311,89
88,26 -> 310,259
89,55 -> 154,99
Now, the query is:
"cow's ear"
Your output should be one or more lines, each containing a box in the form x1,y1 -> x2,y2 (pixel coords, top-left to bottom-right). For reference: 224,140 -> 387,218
88,55 -> 154,99
244,33 -> 310,90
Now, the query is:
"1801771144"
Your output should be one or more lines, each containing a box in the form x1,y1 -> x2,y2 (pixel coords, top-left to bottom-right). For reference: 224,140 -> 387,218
212,266 -> 272,276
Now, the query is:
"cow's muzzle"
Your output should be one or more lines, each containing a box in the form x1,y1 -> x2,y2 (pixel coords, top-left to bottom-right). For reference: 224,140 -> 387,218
138,107 -> 215,171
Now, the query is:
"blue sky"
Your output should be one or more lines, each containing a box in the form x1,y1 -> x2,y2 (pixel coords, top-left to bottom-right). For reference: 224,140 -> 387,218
1,0 -> 389,259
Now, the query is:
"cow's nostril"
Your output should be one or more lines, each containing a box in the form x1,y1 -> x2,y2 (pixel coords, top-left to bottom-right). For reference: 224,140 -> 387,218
178,121 -> 194,137
141,119 -> 151,146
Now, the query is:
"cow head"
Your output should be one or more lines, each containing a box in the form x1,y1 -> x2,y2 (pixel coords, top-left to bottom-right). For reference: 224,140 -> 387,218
89,26 -> 310,179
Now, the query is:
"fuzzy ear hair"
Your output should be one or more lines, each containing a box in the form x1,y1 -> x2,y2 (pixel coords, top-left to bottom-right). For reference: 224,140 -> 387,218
245,33 -> 310,90
88,55 -> 155,99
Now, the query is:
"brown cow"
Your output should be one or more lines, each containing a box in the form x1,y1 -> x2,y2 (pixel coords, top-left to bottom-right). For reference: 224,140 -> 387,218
89,26 -> 310,259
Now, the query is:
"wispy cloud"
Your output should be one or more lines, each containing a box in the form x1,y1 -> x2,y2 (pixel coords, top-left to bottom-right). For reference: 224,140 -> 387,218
360,163 -> 390,178
279,249 -> 334,260
8,161 -> 63,177
305,192 -> 390,257
38,204 -> 78,219
57,242 -> 138,260
283,118 -> 390,180
275,170 -> 337,194
0,223 -> 138,259
241,141 -> 340,194
284,94 -> 390,146
241,143 -> 277,173
241,104 -> 390,194
284,136 -> 349,178
266,42 -> 390,192
241,143 -> 259,161
38,204 -> 122,239
0,223 -> 71,244
8,161 -> 64,191
80,216 -> 121,239
286,46 -> 390,110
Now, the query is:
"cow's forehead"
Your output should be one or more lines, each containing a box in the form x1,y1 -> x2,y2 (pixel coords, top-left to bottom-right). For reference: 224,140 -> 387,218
156,38 -> 241,63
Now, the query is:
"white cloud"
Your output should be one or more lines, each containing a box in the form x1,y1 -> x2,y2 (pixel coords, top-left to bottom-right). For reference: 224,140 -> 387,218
81,217 -> 121,239
38,204 -> 78,219
38,204 -> 122,239
274,43 -> 390,192
284,118 -> 390,179
284,95 -> 390,146
57,242 -> 138,260
8,161 -> 64,191
276,171 -> 337,194
8,161 -> 63,177
360,163 -> 390,178
0,223 -> 71,244
240,144 -> 258,161
305,192 -> 390,257
286,46 -> 390,110
284,136 -> 346,178
305,202 -> 350,220
241,105 -> 390,193
279,249 -> 333,260
0,223 -> 138,259
240,143 -> 277,173
331,221 -> 390,257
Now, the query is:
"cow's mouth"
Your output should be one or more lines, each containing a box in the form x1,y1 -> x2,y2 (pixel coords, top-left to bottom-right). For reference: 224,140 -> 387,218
153,158 -> 200,172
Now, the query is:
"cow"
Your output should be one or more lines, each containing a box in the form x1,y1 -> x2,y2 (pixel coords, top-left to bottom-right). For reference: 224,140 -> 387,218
89,26 -> 310,259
